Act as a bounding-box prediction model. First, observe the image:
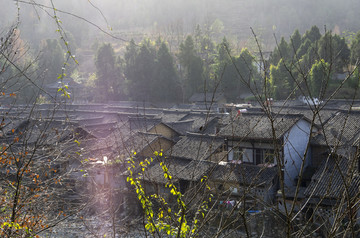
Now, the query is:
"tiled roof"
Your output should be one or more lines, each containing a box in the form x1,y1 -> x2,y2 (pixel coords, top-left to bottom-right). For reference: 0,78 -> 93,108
269,106 -> 336,126
179,112 -> 216,133
124,132 -> 166,155
166,133 -> 224,161
210,163 -> 278,186
188,92 -> 225,103
147,122 -> 182,137
80,122 -> 117,138
311,111 -> 360,146
142,158 -> 192,184
219,112 -> 303,140
176,160 -> 215,181
142,157 -> 278,188
166,120 -> 194,134
87,121 -> 132,152
128,116 -> 161,132
304,155 -> 360,200
158,110 -> 189,123
142,159 -> 215,183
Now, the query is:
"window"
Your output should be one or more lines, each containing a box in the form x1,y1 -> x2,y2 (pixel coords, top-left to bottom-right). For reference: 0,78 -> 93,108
243,149 -> 253,163
229,147 -> 253,163
255,149 -> 276,165
233,147 -> 242,161
264,149 -> 275,163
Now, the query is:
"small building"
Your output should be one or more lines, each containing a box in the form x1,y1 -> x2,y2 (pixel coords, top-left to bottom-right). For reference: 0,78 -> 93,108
303,155 -> 360,229
219,112 -> 312,189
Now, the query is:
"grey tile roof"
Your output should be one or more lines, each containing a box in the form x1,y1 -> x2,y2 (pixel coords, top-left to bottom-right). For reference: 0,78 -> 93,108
269,106 -> 336,127
158,110 -> 189,123
80,122 -> 117,138
179,112 -> 216,133
94,131 -> 166,157
147,122 -> 182,137
142,158 -> 192,184
311,111 -> 360,146
304,155 -> 360,200
166,120 -> 194,134
166,133 -> 224,161
219,112 -> 303,140
176,160 -> 215,181
210,163 -> 278,186
124,132 -> 166,155
142,159 -> 216,184
188,92 -> 225,103
128,116 -> 161,132
87,121 -> 132,153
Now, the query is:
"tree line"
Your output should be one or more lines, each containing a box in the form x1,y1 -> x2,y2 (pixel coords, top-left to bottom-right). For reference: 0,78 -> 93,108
92,28 -> 260,103
268,25 -> 360,100
4,24 -> 360,103
91,25 -> 360,103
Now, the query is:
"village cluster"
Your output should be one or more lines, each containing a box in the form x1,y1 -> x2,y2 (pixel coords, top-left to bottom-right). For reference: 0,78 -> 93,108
2,94 -> 360,235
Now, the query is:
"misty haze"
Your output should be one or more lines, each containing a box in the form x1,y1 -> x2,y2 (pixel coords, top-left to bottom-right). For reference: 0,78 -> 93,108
1,0 -> 360,237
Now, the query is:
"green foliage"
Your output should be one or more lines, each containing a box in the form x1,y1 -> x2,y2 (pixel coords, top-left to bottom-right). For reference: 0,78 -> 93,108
214,39 -> 257,102
127,152 -> 212,237
193,24 -> 217,92
309,59 -> 330,98
124,39 -> 151,101
39,39 -> 65,83
303,25 -> 321,44
94,43 -> 124,102
317,32 -> 350,72
290,29 -> 302,55
269,59 -> 291,99
347,67 -> 360,89
153,41 -> 181,102
296,38 -> 312,60
270,37 -> 290,65
350,31 -> 360,65
214,38 -> 237,101
178,36 -> 204,100
268,26 -> 353,100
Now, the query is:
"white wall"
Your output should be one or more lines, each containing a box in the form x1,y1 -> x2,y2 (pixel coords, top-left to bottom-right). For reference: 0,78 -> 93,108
283,119 -> 311,187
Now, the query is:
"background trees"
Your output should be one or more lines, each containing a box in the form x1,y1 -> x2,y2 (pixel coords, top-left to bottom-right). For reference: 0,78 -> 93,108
308,59 -> 331,98
266,26 -> 358,100
3,0 -> 360,236
317,32 -> 350,72
153,41 -> 181,102
94,43 -> 124,102
178,35 -> 204,100
0,23 -> 81,237
85,24 -> 360,103
39,39 -> 65,84
214,39 -> 257,101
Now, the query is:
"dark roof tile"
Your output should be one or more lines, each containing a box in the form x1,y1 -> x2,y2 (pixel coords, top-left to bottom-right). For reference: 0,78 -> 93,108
219,113 -> 303,140
166,133 -> 224,161
304,155 -> 360,199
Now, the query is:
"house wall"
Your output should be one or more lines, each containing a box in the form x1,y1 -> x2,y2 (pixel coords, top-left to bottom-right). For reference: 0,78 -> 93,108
311,145 -> 328,168
283,119 -> 311,187
227,141 -> 279,162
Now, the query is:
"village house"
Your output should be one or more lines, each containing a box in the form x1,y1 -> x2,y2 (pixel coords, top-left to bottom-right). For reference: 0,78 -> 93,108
209,162 -> 278,209
7,100 -> 360,231
219,112 -> 313,189
304,155 -> 360,227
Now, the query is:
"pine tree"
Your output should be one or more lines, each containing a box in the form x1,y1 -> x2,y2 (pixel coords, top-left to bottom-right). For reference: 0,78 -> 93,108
95,43 -> 120,101
153,41 -> 180,102
178,36 -> 204,100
